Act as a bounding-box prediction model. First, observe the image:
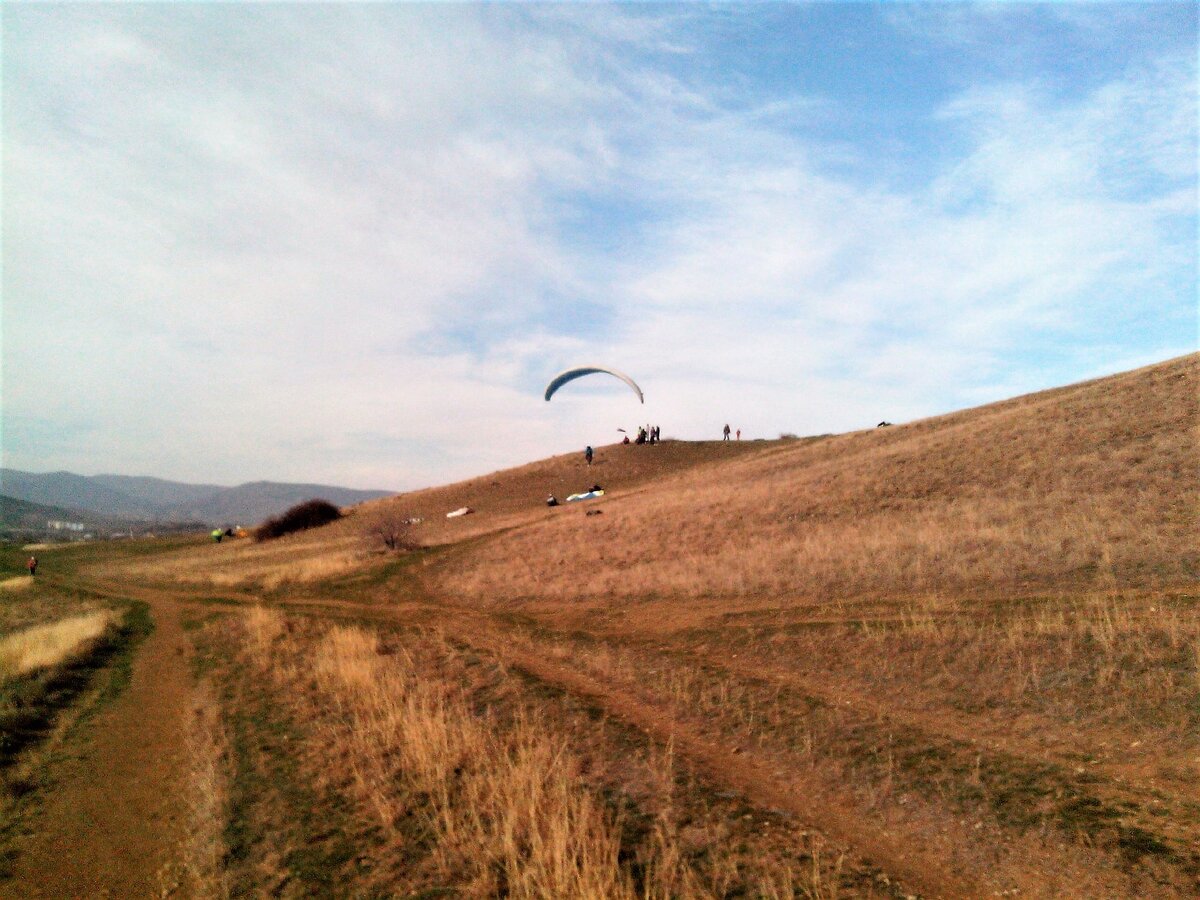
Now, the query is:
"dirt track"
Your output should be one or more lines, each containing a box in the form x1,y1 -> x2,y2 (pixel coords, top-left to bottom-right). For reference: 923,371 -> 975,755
2,589 -> 193,899
4,578 -> 970,899
5,572 -> 1194,897
257,593 -> 978,898
452,626 -> 980,899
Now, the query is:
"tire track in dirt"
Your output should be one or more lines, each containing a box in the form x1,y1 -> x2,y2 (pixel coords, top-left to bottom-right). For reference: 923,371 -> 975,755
1,587 -> 194,899
274,592 -> 1200,893
279,589 -> 1191,805
439,623 -> 983,899
122,584 -> 1193,895
653,648 -> 1200,883
700,650 -> 1200,805
169,591 -> 978,897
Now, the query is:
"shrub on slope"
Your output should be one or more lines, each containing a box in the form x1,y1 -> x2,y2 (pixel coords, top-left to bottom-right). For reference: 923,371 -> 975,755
255,499 -> 342,542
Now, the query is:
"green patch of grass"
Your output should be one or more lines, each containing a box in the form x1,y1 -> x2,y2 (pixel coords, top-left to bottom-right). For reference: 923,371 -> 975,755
182,611 -> 231,677
0,545 -> 37,580
0,536 -> 201,583
210,631 -> 383,896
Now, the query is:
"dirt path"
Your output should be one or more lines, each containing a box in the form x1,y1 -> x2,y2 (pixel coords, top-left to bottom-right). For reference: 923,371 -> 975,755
2,590 -> 194,899
443,624 -> 981,900
277,591 -> 1200,894
265,595 -> 977,896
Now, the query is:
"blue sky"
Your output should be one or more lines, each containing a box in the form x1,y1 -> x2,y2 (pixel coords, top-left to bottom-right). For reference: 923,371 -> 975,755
3,3 -> 1196,490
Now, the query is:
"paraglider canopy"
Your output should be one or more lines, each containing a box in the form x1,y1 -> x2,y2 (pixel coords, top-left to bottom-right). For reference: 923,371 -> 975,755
544,366 -> 644,404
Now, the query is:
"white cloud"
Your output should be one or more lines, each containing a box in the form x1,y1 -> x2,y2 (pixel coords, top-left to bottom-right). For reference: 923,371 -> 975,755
600,54 -> 1195,443
3,6 -> 1194,488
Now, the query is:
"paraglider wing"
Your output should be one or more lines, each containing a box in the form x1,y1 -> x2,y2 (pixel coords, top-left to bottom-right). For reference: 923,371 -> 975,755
544,366 -> 644,404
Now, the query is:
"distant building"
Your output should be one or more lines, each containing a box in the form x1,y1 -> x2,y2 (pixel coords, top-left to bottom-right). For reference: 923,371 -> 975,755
47,519 -> 87,532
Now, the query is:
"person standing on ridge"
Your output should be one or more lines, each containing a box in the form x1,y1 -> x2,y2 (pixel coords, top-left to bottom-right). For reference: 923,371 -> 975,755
585,445 -> 594,465
723,424 -> 731,441
736,428 -> 741,440
27,556 -> 38,577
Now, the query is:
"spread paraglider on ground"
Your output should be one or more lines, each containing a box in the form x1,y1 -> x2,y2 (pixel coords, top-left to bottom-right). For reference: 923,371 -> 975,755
544,366 -> 644,404
566,489 -> 604,502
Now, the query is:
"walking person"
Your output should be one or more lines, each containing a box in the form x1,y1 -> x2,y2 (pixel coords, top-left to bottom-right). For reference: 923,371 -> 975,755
736,428 -> 741,440
585,445 -> 594,466
723,423 -> 731,441
27,556 -> 37,577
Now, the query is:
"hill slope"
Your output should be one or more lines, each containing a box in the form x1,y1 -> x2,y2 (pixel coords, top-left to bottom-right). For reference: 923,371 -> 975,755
442,353 -> 1198,609
107,353 -> 1196,606
0,469 -> 394,525
0,470 -> 160,520
78,353 -> 1200,897
0,494 -> 103,530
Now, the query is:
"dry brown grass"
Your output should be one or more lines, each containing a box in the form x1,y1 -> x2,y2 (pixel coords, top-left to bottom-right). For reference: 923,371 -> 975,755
0,610 -> 121,681
311,627 -> 634,898
494,602 -> 1199,895
165,685 -> 231,900
233,608 -> 843,898
845,596 -> 1199,732
89,440 -> 769,592
86,354 -> 1200,896
444,355 -> 1197,607
242,608 -> 635,897
94,532 -> 367,591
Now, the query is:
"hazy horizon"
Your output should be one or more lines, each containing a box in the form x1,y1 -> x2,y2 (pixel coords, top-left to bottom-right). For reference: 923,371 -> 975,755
0,466 -> 397,494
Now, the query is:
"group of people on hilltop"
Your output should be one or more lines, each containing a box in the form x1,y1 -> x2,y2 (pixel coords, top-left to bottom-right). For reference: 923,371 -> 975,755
624,425 -> 660,445
722,424 -> 741,441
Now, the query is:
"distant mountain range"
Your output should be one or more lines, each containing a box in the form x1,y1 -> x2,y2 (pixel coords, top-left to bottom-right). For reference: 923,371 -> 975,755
1,494 -> 115,529
0,468 -> 394,526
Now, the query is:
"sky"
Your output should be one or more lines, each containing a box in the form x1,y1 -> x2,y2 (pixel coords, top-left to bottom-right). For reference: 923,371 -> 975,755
3,3 -> 1196,491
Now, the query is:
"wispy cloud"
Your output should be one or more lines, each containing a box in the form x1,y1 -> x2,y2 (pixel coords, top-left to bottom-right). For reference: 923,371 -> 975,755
3,5 -> 1194,488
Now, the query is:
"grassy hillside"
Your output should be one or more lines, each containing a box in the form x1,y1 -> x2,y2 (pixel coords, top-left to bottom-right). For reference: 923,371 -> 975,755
123,353 -> 1194,602
95,438 -> 778,589
69,353 -> 1199,898
444,352 -> 1197,611
0,495 -> 97,530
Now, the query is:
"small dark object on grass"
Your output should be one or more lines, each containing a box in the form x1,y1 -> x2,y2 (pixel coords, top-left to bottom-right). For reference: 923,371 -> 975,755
256,499 -> 342,541
586,509 -> 603,517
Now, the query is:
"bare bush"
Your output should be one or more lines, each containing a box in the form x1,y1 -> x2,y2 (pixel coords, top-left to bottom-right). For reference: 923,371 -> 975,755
359,506 -> 420,552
